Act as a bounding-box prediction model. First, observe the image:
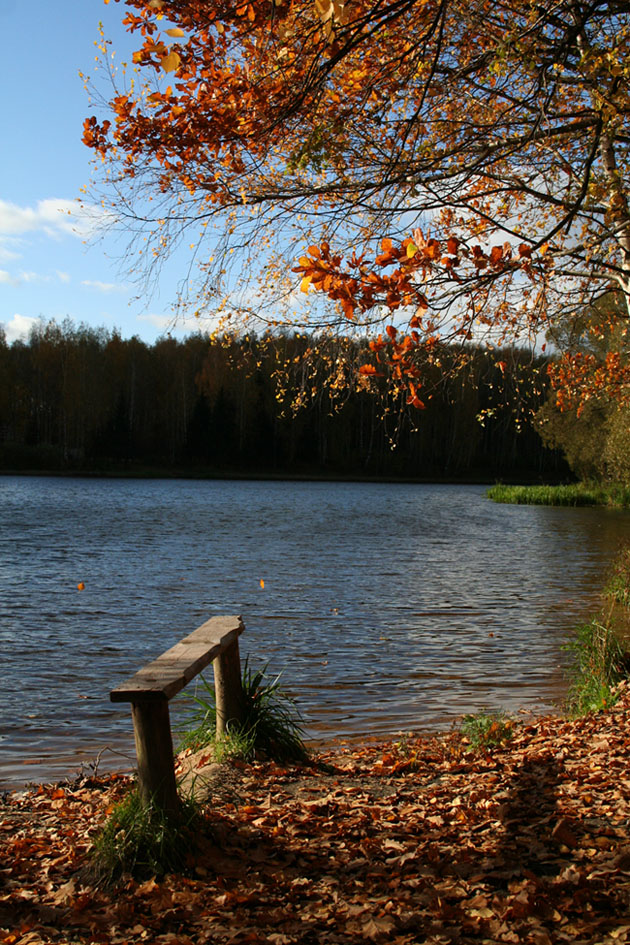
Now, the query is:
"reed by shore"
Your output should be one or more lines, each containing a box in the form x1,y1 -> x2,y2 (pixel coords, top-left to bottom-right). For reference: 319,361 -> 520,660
487,481 -> 630,507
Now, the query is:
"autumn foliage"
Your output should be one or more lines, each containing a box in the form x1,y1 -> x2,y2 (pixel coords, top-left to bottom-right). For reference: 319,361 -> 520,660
84,0 -> 630,414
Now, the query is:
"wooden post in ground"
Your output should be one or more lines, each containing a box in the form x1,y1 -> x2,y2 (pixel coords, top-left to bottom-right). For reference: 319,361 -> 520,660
213,636 -> 245,737
131,700 -> 179,815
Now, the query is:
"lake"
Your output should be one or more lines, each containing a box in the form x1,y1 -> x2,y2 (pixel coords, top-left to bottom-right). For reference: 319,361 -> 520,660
1,475 -> 628,788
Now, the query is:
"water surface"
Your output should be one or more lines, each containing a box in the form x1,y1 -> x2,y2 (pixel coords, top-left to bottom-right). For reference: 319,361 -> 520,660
1,476 -> 628,787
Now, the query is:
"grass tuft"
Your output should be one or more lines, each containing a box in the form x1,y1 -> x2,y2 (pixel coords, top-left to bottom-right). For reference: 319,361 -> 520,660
564,619 -> 630,716
606,545 -> 630,607
460,711 -> 514,751
90,789 -> 205,884
180,658 -> 308,763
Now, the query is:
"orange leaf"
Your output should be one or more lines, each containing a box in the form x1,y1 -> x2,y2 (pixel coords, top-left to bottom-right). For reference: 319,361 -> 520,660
369,335 -> 387,352
407,393 -> 426,409
425,239 -> 441,259
359,364 -> 383,376
160,51 -> 181,73
386,324 -> 397,340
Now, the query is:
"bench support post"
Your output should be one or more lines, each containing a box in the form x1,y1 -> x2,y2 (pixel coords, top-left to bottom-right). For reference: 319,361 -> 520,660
213,637 -> 245,737
131,700 -> 179,815
111,616 -> 246,814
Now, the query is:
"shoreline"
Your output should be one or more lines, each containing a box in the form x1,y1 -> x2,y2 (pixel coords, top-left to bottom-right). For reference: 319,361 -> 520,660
1,701 -> 563,793
0,468 -> 566,486
2,690 -> 630,943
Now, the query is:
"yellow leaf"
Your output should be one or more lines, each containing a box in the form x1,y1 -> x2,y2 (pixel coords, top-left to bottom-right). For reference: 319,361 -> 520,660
406,241 -> 418,258
333,1 -> 348,24
300,275 -> 312,293
315,0 -> 333,21
160,51 -> 181,73
165,27 -> 185,37
260,578 -> 265,589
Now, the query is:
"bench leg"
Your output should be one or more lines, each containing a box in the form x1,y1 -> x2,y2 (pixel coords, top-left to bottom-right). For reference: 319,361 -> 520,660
213,638 -> 245,737
131,700 -> 179,815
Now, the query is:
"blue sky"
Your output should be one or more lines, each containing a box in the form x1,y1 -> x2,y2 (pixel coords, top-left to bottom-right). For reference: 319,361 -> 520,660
0,0 -> 200,345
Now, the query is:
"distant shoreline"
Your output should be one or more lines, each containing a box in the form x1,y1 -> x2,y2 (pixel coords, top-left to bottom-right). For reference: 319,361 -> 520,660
0,467 -> 567,486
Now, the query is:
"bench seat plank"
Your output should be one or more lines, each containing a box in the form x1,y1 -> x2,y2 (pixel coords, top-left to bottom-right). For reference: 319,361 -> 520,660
181,616 -> 244,646
110,615 -> 244,703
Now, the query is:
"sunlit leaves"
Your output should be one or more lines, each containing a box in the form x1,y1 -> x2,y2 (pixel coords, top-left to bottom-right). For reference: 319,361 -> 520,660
358,363 -> 382,376
314,0 -> 348,42
160,51 -> 181,73
83,0 -> 630,416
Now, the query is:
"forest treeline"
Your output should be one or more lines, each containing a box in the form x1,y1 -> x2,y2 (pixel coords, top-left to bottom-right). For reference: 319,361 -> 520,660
0,319 -> 568,480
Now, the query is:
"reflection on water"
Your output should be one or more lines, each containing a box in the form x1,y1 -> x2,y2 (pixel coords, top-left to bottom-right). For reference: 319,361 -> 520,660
1,475 -> 628,787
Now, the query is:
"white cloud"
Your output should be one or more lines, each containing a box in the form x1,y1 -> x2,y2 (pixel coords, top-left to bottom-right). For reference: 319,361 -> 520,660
137,312 -> 201,336
0,269 -> 51,286
137,313 -> 173,331
0,198 -> 112,241
0,244 -> 20,263
56,270 -> 71,283
2,314 -> 38,343
81,279 -> 127,293
0,201 -> 39,236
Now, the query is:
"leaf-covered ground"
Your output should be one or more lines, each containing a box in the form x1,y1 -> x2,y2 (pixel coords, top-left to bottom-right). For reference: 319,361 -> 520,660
3,687 -> 630,945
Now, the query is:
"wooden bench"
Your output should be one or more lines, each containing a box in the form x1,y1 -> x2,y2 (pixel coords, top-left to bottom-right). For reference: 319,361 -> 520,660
111,615 -> 245,813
